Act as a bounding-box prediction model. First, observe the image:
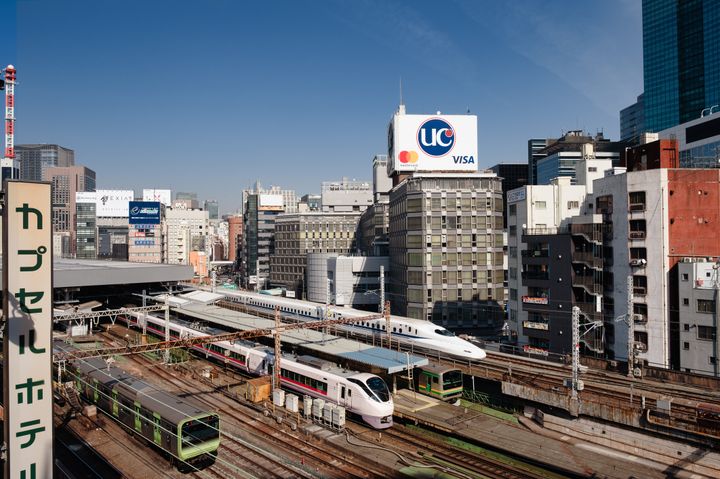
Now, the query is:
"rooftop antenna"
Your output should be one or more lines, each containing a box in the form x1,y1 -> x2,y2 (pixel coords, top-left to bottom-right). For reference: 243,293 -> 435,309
399,77 -> 403,107
466,106 -> 471,114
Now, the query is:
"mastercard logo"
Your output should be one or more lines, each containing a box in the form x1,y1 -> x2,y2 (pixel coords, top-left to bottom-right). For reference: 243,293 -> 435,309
399,150 -> 419,164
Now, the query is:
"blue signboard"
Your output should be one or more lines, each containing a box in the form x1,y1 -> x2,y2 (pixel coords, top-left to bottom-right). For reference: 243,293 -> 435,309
129,201 -> 161,225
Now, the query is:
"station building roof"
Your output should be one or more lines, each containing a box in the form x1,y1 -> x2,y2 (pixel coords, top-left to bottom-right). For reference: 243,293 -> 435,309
0,258 -> 194,289
169,300 -> 428,374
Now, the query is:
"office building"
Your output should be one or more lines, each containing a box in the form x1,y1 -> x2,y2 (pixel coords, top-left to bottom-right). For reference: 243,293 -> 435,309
388,172 -> 505,334
620,93 -> 645,142
372,155 -> 393,202
306,254 -> 389,309
164,207 -> 209,267
128,201 -> 164,264
489,163 -> 529,228
204,200 -> 219,220
227,216 -> 243,267
320,178 -> 373,213
93,190 -> 134,261
174,192 -> 199,209
358,202 -> 389,256
17,143 -> 74,181
506,148 -> 613,356
43,165 -> 96,257
528,138 -> 554,185
677,259 -> 719,376
534,131 -> 623,185
241,192 -> 286,289
299,194 -> 321,212
658,111 -> 720,167
270,211 -> 361,296
242,182 -> 298,214
643,0 -> 720,132
75,192 -> 97,259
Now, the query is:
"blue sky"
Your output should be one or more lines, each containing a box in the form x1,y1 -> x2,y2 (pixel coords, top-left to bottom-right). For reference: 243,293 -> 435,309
3,0 -> 642,214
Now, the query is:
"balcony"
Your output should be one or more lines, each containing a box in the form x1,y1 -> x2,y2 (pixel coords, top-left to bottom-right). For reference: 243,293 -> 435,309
629,231 -> 646,240
572,274 -> 602,295
572,251 -> 603,269
522,249 -> 549,258
521,271 -> 549,281
570,223 -> 602,244
522,296 -> 549,305
522,320 -> 549,331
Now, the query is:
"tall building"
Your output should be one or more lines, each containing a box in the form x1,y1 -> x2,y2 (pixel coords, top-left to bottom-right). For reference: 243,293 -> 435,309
95,190 -> 134,261
17,144 -> 74,181
174,191 -> 199,209
240,193 -> 285,289
507,150 -> 613,356
164,207 -> 209,267
388,172 -> 505,334
643,0 -> 720,132
43,165 -> 96,256
75,192 -> 97,259
242,182 -> 297,214
620,93 -> 645,142
128,201 -> 164,264
489,163 -> 529,228
270,211 -> 362,296
204,199 -> 219,220
528,138 -> 553,185
658,110 -> 720,167
533,131 -> 624,185
227,215 -> 243,267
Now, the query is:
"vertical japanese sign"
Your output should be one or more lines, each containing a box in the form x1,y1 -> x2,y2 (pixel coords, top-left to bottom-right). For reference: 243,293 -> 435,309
3,181 -> 53,479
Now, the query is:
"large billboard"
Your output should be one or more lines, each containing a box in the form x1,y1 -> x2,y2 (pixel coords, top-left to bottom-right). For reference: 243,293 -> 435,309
258,193 -> 284,211
388,113 -> 478,174
96,190 -> 134,217
143,188 -> 171,206
129,201 -> 161,225
75,191 -> 97,204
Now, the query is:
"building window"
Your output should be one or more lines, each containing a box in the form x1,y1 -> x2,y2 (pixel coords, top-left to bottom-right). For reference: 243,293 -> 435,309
632,275 -> 647,295
629,219 -> 646,239
629,191 -> 646,211
630,247 -> 647,260
509,225 -> 517,237
509,204 -> 517,216
697,299 -> 716,313
588,167 -> 597,172
684,323 -> 690,331
535,201 -> 547,209
697,326 -> 716,341
567,201 -> 579,209
683,342 -> 689,350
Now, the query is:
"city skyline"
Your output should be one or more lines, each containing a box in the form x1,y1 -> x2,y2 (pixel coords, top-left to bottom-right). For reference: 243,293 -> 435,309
2,1 -> 642,213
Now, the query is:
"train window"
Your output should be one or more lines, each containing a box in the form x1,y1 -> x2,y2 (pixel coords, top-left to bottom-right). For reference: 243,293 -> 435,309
393,327 -> 397,332
434,329 -> 455,337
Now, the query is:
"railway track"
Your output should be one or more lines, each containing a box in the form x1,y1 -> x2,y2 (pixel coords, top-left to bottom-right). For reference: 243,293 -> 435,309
127,349 -> 391,478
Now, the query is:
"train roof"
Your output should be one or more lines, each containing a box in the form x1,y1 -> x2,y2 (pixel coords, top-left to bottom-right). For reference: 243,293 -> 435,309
56,342 -> 215,424
167,300 -> 429,373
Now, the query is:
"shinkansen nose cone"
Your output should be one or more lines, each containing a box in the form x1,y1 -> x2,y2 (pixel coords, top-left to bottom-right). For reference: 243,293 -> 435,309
462,343 -> 486,360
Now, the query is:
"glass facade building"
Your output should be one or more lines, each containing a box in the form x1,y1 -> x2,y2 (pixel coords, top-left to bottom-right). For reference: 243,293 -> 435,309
643,0 -> 720,132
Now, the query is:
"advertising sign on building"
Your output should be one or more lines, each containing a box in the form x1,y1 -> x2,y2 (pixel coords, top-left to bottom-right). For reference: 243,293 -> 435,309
258,193 -> 284,211
3,181 -> 54,479
96,189 -> 134,217
129,201 -> 161,225
75,191 -> 97,204
143,188 -> 172,206
388,112 -> 478,175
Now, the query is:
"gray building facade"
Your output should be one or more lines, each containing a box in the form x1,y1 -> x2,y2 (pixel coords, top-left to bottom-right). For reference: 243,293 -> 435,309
388,172 -> 505,334
17,143 -> 74,181
678,259 -> 718,376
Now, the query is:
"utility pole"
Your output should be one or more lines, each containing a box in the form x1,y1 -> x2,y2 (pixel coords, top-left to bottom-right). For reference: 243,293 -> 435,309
713,261 -> 719,378
164,298 -> 170,364
141,289 -> 148,344
627,275 -> 635,378
380,265 -> 385,314
384,300 -> 392,349
274,307 -> 281,390
571,306 -> 580,400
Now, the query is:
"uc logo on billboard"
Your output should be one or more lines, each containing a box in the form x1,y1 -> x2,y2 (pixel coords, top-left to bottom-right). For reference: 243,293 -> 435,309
418,118 -> 455,157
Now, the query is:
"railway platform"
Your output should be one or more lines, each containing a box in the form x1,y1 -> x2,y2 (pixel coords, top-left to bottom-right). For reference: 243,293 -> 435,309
392,389 -> 710,479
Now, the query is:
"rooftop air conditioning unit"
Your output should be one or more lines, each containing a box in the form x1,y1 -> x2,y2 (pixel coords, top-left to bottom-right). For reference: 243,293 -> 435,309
629,259 -> 647,266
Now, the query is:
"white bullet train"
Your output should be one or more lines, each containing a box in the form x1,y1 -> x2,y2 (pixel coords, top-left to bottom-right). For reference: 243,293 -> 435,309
121,311 -> 394,429
219,291 -> 487,361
